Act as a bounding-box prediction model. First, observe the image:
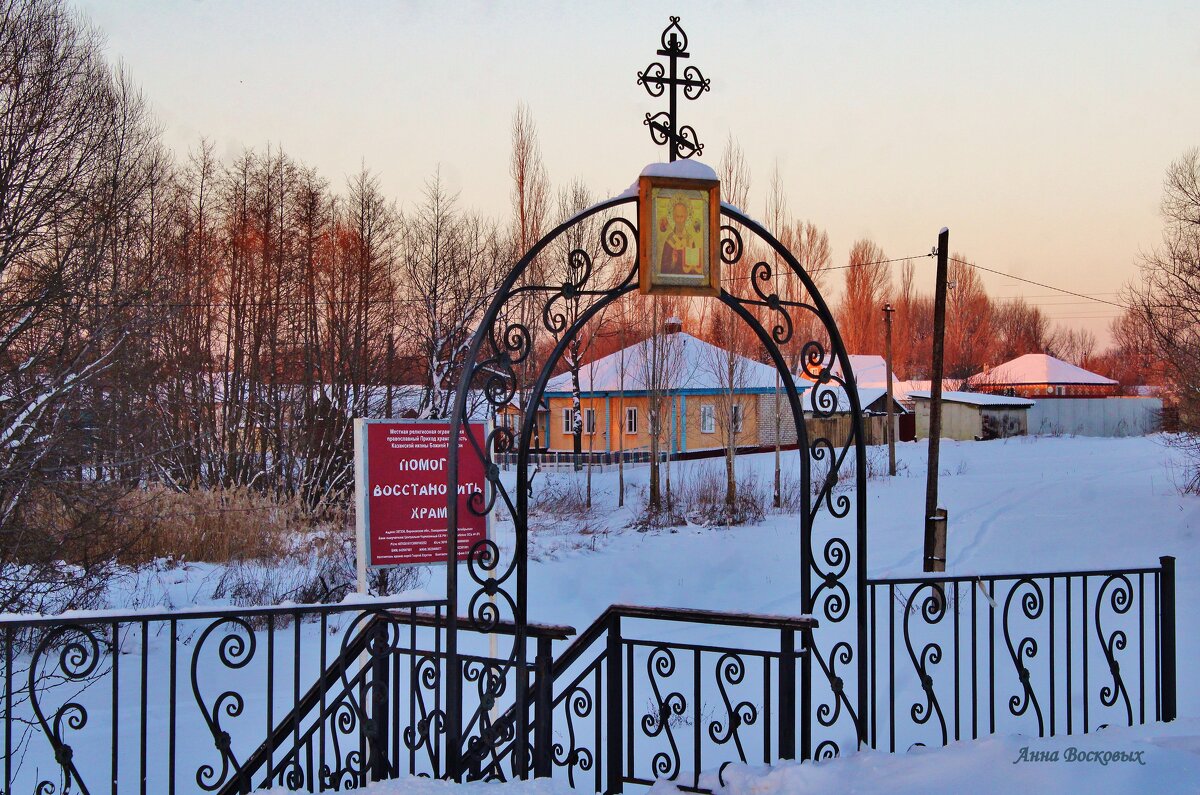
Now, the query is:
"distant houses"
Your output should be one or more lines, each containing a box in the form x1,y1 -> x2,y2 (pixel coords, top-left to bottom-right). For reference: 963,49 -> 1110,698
487,339 -> 1160,458
966,353 -> 1119,399
523,328 -> 903,459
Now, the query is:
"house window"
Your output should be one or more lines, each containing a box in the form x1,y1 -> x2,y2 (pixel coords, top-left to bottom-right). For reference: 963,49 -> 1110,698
584,408 -> 596,434
562,408 -> 573,434
625,406 -> 638,434
732,404 -> 744,433
700,403 -> 715,434
1054,386 -> 1065,396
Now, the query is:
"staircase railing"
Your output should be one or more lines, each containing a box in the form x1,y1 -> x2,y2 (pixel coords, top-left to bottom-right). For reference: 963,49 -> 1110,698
461,604 -> 818,793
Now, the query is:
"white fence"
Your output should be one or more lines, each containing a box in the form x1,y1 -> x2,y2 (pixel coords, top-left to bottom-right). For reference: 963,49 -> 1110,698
1028,397 -> 1161,437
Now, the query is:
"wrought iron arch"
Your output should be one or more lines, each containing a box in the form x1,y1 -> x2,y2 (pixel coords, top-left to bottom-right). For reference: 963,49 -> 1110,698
445,193 -> 868,778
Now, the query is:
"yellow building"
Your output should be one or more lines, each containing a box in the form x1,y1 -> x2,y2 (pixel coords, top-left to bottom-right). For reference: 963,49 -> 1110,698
539,332 -> 792,456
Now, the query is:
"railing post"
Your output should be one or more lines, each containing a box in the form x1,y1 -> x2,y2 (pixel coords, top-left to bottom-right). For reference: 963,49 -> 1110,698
1160,555 -> 1177,722
778,628 -> 796,760
534,635 -> 554,778
368,618 -> 390,781
514,662 -> 529,780
606,612 -> 623,794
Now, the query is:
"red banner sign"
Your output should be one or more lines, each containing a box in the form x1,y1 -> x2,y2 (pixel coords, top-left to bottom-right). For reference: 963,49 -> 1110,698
361,421 -> 487,566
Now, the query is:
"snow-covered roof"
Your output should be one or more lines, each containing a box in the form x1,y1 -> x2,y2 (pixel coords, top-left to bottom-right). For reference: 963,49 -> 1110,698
827,354 -> 899,387
807,385 -> 900,413
892,379 -> 963,401
967,354 -> 1116,386
908,390 -> 1035,408
545,332 -> 781,394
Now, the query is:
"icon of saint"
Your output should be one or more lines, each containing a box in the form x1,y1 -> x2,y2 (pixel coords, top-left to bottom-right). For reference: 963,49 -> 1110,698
659,199 -> 703,275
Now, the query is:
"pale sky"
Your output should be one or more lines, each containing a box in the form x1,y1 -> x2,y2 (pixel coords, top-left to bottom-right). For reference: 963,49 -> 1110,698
79,0 -> 1200,343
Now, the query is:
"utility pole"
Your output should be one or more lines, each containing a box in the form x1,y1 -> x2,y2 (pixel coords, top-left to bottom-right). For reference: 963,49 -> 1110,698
883,303 -> 896,476
924,228 -> 949,573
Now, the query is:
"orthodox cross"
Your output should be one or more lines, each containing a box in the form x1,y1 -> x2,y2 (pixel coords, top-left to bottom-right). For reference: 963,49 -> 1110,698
637,16 -> 710,161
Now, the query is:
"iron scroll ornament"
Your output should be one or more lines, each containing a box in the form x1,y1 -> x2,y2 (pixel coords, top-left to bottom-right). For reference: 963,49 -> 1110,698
444,193 -> 869,774
28,624 -> 107,795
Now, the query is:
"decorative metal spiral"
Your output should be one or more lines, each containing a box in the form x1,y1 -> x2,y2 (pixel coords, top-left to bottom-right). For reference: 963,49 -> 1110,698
551,680 -> 596,788
902,584 -> 948,745
641,646 -> 686,781
191,617 -> 256,791
708,652 -> 757,762
1002,578 -> 1045,735
28,624 -> 105,795
719,224 -> 743,264
813,641 -> 854,730
1095,574 -> 1134,725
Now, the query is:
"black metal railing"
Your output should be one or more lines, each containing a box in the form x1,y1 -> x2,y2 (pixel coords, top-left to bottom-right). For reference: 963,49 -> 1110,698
484,604 -> 817,794
2,559 -> 1177,793
0,597 -> 579,794
865,556 -> 1177,753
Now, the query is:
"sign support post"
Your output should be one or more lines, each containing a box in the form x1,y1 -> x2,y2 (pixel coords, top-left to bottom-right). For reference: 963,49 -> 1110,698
354,418 -> 369,594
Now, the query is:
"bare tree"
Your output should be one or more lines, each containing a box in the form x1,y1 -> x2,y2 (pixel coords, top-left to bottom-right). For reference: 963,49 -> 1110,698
701,307 -> 754,518
1048,326 -> 1098,369
1128,148 -> 1200,488
0,0 -> 163,612
1102,307 -> 1166,388
637,296 -> 684,518
399,171 -> 502,419
550,179 -> 610,470
944,254 -> 992,378
991,298 -> 1051,363
506,103 -> 551,447
838,239 -> 890,355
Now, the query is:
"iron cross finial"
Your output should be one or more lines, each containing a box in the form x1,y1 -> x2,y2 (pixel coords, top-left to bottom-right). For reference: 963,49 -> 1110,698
637,16 -> 710,162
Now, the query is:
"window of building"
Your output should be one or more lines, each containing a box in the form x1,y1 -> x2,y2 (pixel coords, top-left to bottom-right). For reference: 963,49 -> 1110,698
625,406 -> 638,434
701,403 -> 715,434
732,404 -> 744,433
1054,386 -> 1065,396
562,408 -> 573,434
584,407 -> 596,434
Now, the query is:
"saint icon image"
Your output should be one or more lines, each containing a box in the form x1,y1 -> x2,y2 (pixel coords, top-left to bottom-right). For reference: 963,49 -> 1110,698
659,199 -> 703,275
638,174 -> 719,295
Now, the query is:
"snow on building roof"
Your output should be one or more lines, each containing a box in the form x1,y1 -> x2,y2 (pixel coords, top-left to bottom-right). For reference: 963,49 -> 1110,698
967,353 -> 1116,386
892,379 -> 963,401
806,385 -> 898,413
545,332 -> 781,394
908,390 -> 1035,408
828,354 -> 899,387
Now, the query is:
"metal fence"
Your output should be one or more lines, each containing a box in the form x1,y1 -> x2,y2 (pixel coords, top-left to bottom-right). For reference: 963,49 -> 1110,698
2,559 -> 1178,793
0,597 -> 566,794
532,605 -> 817,794
1028,398 -> 1162,438
865,558 -> 1176,753
0,599 -> 815,795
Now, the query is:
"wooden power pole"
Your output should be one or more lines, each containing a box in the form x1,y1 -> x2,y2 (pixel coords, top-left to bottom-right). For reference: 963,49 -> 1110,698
924,228 -> 949,573
883,303 -> 896,477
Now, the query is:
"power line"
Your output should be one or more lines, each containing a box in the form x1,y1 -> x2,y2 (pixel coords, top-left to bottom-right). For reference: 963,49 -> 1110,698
826,254 -> 932,271
946,256 -> 1128,310
814,251 -> 1127,314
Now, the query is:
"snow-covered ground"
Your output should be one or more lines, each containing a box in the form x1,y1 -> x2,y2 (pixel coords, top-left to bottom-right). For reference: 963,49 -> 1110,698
11,434 -> 1200,793
342,719 -> 1200,794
